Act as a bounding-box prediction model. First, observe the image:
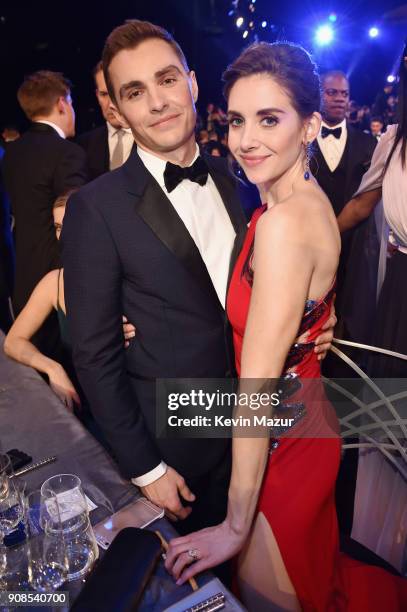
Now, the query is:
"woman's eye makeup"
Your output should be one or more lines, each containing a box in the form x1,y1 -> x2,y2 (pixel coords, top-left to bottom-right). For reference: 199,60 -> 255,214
261,116 -> 278,126
228,116 -> 244,127
227,115 -> 279,127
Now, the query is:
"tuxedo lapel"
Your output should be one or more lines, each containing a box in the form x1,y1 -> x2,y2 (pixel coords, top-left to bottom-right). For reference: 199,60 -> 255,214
205,156 -> 247,290
312,140 -> 331,176
123,149 -> 221,306
344,128 -> 360,190
93,125 -> 110,174
205,156 -> 245,235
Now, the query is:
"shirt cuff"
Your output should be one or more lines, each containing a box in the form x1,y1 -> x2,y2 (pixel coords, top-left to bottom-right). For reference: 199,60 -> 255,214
131,462 -> 168,487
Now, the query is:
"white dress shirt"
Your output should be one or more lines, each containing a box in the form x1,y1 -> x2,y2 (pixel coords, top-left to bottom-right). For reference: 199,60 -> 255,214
132,144 -> 236,487
317,119 -> 347,172
107,122 -> 134,169
37,120 -> 65,139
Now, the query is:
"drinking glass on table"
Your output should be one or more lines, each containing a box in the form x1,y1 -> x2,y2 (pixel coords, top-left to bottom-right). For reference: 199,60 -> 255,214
0,455 -> 26,590
0,454 -> 25,542
25,490 -> 68,592
40,474 -> 98,580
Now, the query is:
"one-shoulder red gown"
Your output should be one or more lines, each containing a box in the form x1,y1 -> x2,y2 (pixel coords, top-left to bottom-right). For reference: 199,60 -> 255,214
227,205 -> 407,611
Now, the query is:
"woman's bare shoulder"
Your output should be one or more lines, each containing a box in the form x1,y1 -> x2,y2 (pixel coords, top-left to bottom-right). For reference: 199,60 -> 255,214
33,270 -> 60,308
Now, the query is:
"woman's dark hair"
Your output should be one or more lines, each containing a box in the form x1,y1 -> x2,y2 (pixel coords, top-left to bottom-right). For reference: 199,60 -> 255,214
384,42 -> 407,174
222,41 -> 320,118
222,42 -> 321,283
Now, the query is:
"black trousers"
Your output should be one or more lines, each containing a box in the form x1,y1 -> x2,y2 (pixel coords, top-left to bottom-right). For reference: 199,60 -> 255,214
176,444 -> 231,536
170,444 -> 232,585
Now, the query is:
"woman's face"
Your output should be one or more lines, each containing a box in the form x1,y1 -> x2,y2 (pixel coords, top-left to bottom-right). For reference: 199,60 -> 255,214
53,205 -> 66,240
227,74 -> 308,186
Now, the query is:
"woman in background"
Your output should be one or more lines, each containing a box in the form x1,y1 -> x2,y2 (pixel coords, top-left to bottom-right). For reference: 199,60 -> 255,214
338,43 -> 407,377
4,190 -> 135,410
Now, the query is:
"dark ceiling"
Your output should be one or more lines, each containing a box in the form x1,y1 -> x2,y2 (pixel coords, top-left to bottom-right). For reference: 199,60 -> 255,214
1,0 -> 405,132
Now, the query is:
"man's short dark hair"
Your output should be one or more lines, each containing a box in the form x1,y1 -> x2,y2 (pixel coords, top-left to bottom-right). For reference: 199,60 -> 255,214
102,19 -> 189,104
17,70 -> 71,120
92,60 -> 103,80
320,70 -> 349,87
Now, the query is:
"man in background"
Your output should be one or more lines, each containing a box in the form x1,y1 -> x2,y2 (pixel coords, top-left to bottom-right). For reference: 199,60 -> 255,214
369,116 -> 384,141
77,61 -> 135,180
3,70 -> 87,355
311,70 -> 376,322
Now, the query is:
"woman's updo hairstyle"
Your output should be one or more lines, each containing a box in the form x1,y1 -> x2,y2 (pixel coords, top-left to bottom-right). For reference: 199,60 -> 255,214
222,41 -> 320,119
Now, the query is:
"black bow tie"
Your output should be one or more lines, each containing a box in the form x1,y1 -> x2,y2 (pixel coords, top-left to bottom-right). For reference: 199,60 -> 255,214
321,126 -> 342,139
164,156 -> 209,193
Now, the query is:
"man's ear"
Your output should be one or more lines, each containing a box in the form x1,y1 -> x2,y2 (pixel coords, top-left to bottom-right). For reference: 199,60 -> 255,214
56,96 -> 67,115
110,103 -> 130,129
189,70 -> 199,104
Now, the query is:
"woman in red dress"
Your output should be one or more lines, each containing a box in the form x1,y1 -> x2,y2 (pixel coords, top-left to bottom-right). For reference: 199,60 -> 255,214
166,42 -> 407,610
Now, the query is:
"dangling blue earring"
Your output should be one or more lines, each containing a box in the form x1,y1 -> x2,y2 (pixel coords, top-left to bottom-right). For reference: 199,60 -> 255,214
304,142 -> 311,180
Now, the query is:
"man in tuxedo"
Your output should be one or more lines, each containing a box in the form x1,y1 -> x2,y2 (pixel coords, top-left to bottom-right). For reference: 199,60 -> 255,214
63,20 -> 334,534
3,70 -> 87,355
77,62 -> 135,180
311,71 -> 376,321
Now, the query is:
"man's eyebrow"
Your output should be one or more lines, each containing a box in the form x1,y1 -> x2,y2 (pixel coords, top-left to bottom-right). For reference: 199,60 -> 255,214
119,81 -> 144,99
119,65 -> 183,99
154,64 -> 182,79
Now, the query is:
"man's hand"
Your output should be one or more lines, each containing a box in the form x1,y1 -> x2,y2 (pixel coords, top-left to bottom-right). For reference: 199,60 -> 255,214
315,302 -> 337,360
295,302 -> 337,361
140,466 -> 196,521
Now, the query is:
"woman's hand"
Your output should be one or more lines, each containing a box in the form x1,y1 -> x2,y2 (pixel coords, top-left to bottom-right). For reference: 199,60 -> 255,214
47,364 -> 81,411
165,521 -> 245,585
122,316 -> 136,348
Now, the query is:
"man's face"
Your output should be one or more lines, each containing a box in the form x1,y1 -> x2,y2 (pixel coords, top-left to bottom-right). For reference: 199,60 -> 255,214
95,70 -> 122,129
370,121 -> 383,136
321,75 -> 350,125
108,38 -> 198,156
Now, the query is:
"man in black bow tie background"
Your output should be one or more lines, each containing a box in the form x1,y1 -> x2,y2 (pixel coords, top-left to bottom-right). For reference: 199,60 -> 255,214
311,71 -> 376,332
62,20 -> 335,537
313,70 -> 376,219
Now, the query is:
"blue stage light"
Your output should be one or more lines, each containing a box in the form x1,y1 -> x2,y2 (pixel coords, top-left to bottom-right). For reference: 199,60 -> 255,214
236,16 -> 244,28
328,14 -> 337,23
315,25 -> 334,46
242,30 -> 249,39
387,75 -> 396,83
369,27 -> 379,38
261,21 -> 267,28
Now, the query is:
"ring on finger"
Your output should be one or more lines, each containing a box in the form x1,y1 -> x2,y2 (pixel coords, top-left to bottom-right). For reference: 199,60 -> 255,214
187,548 -> 200,561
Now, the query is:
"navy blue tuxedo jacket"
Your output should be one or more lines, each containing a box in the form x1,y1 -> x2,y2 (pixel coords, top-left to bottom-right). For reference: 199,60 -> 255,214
62,148 -> 246,479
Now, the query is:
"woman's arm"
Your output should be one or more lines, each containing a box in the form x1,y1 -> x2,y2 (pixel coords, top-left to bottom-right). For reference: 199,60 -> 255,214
337,188 -> 382,233
4,271 -> 80,409
166,207 -> 316,582
4,271 -> 59,373
226,208 -> 314,535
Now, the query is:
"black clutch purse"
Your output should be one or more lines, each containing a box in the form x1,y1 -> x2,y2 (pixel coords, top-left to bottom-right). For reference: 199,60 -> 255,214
70,527 -> 162,612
